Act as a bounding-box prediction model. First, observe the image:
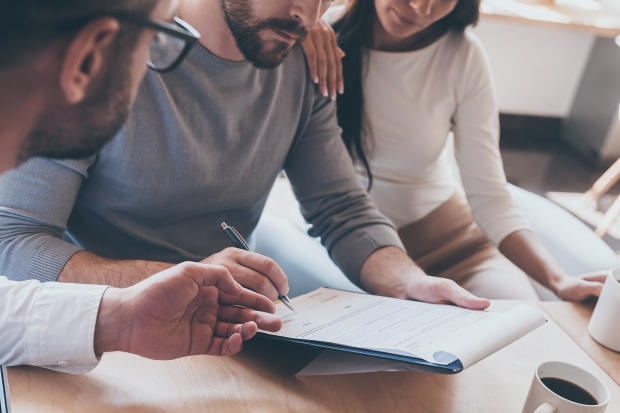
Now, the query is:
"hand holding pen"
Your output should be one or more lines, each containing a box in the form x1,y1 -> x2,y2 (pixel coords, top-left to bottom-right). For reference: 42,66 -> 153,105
221,223 -> 295,311
197,229 -> 291,308
198,224 -> 292,308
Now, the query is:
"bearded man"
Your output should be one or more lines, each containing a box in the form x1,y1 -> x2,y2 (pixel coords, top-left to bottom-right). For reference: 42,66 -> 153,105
0,0 -> 489,310
0,0 -> 281,372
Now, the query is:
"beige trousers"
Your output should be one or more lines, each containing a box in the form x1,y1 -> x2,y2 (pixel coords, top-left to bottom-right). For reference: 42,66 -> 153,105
398,192 -> 540,300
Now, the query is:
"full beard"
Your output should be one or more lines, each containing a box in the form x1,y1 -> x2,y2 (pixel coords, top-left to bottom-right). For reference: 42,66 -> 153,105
221,0 -> 308,69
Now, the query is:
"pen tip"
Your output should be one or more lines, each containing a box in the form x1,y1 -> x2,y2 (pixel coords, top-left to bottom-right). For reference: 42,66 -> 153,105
221,222 -> 227,229
283,296 -> 296,312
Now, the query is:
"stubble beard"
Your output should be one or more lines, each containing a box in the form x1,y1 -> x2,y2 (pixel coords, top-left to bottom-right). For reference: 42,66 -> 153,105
220,0 -> 308,69
18,39 -> 134,164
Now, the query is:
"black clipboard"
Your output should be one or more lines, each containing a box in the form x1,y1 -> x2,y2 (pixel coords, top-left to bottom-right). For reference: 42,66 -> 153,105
255,333 -> 464,375
1,366 -> 11,413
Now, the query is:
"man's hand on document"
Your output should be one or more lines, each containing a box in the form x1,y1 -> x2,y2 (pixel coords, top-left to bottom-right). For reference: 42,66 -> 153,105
360,247 -> 491,310
93,262 -> 282,359
200,248 -> 290,302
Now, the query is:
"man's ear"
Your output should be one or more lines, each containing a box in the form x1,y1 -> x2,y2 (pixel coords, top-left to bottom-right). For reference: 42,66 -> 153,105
59,18 -> 121,104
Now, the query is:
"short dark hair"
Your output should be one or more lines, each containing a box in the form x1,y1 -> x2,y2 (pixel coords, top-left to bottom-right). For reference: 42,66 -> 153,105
334,0 -> 480,190
0,0 -> 158,69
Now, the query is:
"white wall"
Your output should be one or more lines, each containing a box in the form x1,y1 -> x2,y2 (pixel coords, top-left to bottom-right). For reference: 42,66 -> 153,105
473,18 -> 596,117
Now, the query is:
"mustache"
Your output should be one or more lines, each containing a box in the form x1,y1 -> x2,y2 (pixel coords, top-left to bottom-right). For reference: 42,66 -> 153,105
257,18 -> 309,42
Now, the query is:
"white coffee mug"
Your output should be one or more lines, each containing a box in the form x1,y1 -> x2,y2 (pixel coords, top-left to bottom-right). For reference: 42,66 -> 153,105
522,362 -> 610,413
589,269 -> 620,352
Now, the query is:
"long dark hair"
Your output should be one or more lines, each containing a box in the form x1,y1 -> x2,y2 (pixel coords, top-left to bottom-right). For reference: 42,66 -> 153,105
333,0 -> 481,190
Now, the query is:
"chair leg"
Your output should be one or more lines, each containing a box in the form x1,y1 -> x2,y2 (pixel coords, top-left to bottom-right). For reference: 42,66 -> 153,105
583,158 -> 620,205
595,194 -> 620,238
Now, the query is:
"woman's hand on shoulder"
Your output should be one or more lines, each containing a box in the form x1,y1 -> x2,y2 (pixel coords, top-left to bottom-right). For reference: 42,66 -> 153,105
301,19 -> 345,101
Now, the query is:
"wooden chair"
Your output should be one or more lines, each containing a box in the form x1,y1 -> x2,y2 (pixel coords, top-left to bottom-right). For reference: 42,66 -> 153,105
581,158 -> 620,238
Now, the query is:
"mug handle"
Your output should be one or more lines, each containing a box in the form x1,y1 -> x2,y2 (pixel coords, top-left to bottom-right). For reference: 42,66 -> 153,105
533,402 -> 557,413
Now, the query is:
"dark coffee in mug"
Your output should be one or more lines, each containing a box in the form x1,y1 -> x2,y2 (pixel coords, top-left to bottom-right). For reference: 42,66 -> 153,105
541,377 -> 599,406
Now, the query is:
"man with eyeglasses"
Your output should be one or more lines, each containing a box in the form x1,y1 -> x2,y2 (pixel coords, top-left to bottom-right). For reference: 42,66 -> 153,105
0,0 -> 281,373
0,0 -> 490,310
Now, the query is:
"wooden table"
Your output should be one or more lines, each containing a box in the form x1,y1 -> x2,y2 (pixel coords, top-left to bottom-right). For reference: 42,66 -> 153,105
7,300 -> 620,412
482,0 -> 620,37
540,301 -> 620,386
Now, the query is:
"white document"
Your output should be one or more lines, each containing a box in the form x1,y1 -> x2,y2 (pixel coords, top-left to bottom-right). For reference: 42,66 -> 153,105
263,288 -> 546,373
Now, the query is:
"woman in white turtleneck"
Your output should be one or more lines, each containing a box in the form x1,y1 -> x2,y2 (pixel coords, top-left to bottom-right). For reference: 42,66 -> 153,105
301,0 -> 605,301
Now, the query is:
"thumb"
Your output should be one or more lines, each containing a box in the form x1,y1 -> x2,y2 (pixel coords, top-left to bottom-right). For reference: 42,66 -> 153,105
441,281 -> 490,310
459,294 -> 491,310
579,280 -> 604,298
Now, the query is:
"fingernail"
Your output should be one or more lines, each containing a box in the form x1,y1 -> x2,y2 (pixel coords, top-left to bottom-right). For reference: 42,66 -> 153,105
313,76 -> 319,84
322,89 -> 329,98
339,85 -> 344,94
331,92 -> 337,101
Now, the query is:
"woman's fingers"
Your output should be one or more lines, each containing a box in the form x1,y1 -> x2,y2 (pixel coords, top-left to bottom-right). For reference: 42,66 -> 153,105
324,28 -> 338,100
301,37 -> 319,84
578,280 -> 604,298
329,26 -> 344,97
301,21 -> 344,99
313,32 -> 329,98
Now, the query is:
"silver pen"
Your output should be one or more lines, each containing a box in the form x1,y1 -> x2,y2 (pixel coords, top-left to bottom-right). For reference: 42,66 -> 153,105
221,222 -> 295,311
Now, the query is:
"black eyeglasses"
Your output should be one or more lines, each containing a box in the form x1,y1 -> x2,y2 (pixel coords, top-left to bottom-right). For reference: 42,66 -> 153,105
57,13 -> 200,73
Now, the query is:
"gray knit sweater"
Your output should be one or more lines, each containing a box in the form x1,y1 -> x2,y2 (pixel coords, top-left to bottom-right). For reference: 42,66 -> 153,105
0,45 -> 404,286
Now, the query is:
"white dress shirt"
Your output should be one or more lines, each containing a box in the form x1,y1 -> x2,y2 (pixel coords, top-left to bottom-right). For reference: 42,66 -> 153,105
0,276 -> 108,374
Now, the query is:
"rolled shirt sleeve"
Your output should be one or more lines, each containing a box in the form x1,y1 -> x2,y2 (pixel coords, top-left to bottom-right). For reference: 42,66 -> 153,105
0,277 -> 108,374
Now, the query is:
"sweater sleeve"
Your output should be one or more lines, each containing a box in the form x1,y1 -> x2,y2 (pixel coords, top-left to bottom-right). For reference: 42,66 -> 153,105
284,82 -> 405,287
452,31 -> 533,246
0,156 -> 96,282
